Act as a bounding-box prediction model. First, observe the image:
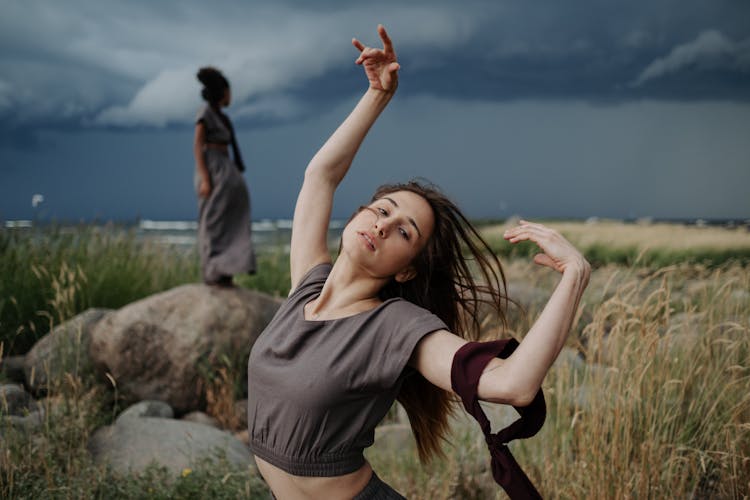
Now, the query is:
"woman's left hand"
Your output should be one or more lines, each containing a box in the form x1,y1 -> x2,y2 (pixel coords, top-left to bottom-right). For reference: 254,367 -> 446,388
504,220 -> 590,275
352,24 -> 400,92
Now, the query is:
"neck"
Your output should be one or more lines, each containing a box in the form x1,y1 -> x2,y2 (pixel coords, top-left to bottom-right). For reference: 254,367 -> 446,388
307,256 -> 388,318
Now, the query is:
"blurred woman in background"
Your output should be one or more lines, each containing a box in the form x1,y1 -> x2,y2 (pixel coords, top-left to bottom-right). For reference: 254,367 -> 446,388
193,67 -> 256,286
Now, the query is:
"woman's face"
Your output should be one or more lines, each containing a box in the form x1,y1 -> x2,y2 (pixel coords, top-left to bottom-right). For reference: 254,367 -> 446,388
341,190 -> 435,282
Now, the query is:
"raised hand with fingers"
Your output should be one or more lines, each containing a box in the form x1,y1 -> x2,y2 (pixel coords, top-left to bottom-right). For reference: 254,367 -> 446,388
352,24 -> 400,92
504,220 -> 590,276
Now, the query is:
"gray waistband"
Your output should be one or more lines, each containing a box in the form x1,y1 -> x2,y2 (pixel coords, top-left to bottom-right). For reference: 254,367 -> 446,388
248,439 -> 365,477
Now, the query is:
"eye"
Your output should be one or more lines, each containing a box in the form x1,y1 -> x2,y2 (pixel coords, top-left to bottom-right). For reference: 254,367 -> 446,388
377,207 -> 388,216
399,227 -> 410,240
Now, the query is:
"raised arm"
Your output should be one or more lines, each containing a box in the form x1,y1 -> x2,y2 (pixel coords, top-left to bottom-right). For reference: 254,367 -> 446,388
289,25 -> 400,289
411,221 -> 591,406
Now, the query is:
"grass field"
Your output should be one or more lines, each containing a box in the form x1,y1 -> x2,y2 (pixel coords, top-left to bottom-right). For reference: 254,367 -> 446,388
482,219 -> 750,267
1,222 -> 749,498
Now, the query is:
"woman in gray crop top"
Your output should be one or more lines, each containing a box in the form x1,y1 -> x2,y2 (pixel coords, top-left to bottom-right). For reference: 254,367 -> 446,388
247,25 -> 590,499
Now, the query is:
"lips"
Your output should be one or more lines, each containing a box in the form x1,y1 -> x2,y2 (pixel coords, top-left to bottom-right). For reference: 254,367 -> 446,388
358,231 -> 376,251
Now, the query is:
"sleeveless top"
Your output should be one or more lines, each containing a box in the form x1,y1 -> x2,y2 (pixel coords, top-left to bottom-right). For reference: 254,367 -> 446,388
247,263 -> 448,476
196,104 -> 245,172
196,104 -> 231,144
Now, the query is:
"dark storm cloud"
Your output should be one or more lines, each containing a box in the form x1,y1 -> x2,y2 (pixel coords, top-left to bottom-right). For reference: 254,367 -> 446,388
1,0 -> 749,223
1,0 -> 749,135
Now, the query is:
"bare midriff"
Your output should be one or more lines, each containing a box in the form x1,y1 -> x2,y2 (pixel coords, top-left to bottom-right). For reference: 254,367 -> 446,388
255,456 -> 373,500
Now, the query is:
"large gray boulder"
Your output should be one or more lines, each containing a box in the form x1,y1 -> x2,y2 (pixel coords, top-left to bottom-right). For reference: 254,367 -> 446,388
89,284 -> 281,413
88,401 -> 254,476
24,308 -> 111,392
0,356 -> 26,384
116,400 -> 174,421
0,384 -> 44,431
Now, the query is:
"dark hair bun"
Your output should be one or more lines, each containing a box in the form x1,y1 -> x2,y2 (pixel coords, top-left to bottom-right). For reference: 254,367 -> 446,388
197,66 -> 230,104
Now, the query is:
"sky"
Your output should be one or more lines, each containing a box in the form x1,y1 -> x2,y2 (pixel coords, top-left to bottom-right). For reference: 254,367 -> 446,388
1,0 -> 749,222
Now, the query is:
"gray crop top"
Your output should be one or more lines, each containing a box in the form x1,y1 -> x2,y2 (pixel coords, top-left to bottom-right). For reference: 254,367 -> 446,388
247,263 -> 447,476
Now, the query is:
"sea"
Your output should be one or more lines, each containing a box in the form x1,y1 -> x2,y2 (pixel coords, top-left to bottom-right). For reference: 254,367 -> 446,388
138,219 -> 348,253
3,218 -> 347,253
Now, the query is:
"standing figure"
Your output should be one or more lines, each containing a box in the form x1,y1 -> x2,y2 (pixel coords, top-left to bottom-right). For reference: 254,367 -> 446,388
247,26 -> 590,499
193,67 -> 256,286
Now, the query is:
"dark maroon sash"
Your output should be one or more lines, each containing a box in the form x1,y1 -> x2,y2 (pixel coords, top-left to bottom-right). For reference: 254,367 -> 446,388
215,107 -> 246,173
451,338 -> 546,499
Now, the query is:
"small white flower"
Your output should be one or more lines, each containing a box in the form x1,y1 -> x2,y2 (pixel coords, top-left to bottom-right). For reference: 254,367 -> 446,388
32,194 -> 44,208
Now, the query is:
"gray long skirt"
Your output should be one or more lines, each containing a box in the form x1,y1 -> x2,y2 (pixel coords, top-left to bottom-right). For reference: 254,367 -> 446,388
196,149 -> 256,283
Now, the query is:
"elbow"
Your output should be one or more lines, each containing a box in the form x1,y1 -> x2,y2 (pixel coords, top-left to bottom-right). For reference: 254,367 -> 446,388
507,389 -> 537,408
497,385 -> 538,408
479,371 -> 539,407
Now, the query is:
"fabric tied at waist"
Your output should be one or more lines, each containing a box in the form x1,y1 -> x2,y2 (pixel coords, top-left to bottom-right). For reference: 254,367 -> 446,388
451,338 -> 546,499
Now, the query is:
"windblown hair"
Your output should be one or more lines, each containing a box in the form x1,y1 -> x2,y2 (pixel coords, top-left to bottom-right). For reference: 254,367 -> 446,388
368,180 -> 509,463
197,66 -> 229,105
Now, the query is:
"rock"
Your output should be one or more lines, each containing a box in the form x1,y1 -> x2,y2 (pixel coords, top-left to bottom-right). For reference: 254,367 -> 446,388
6,409 -> 45,431
89,284 -> 281,413
0,384 -> 44,431
0,384 -> 39,414
0,356 -> 26,384
88,416 -> 254,476
181,411 -> 219,428
24,308 -> 111,392
117,400 -> 174,421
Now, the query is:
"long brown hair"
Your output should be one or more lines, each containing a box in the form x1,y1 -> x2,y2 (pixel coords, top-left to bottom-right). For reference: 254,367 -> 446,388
368,180 -> 509,462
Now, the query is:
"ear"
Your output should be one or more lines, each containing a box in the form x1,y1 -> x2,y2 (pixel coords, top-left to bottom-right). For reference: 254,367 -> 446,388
394,266 -> 417,283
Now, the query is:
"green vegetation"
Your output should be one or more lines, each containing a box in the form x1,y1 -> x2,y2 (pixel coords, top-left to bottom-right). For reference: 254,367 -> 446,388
0,359 -> 271,499
0,226 -> 292,355
1,223 -> 749,497
0,225 -> 198,355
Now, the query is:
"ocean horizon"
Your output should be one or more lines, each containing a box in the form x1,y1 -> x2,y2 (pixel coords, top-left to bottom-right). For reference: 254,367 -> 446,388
2,218 -> 350,251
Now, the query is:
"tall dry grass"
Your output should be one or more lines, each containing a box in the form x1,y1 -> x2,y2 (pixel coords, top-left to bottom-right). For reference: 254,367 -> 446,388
368,262 -> 749,498
515,262 -> 748,498
2,223 -> 748,498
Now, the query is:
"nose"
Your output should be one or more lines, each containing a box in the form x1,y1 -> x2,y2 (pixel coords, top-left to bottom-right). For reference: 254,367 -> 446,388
374,219 -> 389,238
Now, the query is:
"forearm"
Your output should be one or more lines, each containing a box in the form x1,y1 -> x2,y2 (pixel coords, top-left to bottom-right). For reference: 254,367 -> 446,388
192,145 -> 208,179
479,262 -> 590,405
306,88 -> 393,185
193,123 -> 211,183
